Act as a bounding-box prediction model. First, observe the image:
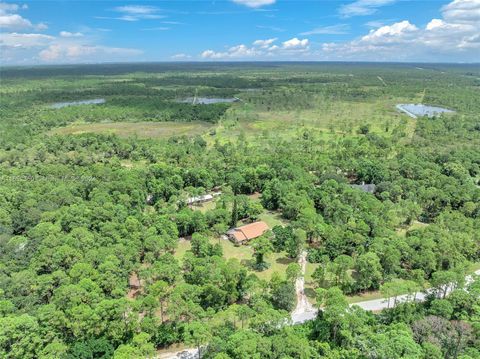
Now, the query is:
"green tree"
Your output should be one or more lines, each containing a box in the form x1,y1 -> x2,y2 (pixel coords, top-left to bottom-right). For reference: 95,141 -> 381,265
250,234 -> 274,270
271,280 -> 296,311
286,263 -> 301,282
353,252 -> 383,292
285,228 -> 304,259
184,321 -> 212,357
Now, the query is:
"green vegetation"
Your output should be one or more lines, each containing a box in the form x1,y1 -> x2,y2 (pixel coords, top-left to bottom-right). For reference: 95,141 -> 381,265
50,121 -> 214,139
0,63 -> 479,358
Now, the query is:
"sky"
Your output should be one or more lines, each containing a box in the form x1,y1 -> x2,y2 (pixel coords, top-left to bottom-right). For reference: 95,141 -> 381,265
0,0 -> 479,65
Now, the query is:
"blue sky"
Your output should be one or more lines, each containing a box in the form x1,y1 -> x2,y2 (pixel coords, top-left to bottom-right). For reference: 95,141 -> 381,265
1,0 -> 479,64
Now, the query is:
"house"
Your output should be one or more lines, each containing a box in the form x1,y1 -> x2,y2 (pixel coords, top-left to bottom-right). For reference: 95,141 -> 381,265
187,194 -> 213,205
186,191 -> 221,205
227,221 -> 269,245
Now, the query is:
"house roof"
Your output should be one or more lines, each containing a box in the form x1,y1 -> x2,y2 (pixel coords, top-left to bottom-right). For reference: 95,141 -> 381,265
187,194 -> 213,204
228,221 -> 269,242
186,191 -> 221,204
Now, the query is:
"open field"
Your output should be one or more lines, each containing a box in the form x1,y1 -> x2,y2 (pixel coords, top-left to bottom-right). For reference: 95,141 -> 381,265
46,95 -> 416,144
214,99 -> 416,142
49,121 -> 214,139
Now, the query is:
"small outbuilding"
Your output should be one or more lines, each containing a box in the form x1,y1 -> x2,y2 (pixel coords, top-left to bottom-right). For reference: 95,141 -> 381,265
227,221 -> 269,245
186,192 -> 221,206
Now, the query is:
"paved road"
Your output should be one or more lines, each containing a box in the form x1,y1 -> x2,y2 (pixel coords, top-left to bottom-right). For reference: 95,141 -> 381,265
293,269 -> 480,321
160,269 -> 480,358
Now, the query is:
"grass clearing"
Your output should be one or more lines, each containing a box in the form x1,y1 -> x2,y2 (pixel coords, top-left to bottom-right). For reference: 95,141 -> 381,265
174,236 -> 293,281
50,121 -> 214,139
174,239 -> 192,262
190,200 -> 217,213
216,99 -> 411,142
258,210 -> 287,228
304,262 -> 319,304
396,220 -> 429,237
347,290 -> 385,304
468,262 -> 480,273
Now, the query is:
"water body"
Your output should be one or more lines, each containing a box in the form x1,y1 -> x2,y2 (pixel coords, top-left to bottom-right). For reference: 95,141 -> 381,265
396,104 -> 454,119
51,98 -> 106,109
178,97 -> 239,104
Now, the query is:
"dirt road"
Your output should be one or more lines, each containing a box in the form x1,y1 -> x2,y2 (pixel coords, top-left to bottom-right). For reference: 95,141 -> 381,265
291,250 -> 317,324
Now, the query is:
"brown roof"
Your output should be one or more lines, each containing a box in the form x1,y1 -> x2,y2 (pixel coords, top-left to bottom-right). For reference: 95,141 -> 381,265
228,221 -> 269,242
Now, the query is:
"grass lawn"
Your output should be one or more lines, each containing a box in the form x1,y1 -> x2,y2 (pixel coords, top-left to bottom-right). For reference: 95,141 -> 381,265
174,236 -> 293,281
347,290 -> 385,304
304,262 -> 319,304
255,251 -> 295,281
468,262 -> 480,273
258,210 -> 288,228
174,239 -> 192,262
190,200 -> 217,213
50,121 -> 214,139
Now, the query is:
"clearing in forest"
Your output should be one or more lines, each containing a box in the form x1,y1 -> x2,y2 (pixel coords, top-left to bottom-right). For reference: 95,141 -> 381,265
50,121 -> 214,139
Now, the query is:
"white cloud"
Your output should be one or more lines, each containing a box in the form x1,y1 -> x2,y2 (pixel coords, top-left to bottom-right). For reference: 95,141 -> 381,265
0,32 -> 54,48
36,22 -> 47,30
0,2 -> 21,14
113,5 -> 158,14
39,43 -> 142,62
200,50 -> 217,59
0,2 -> 47,30
200,37 -> 310,59
300,24 -> 350,35
201,44 -> 260,59
360,20 -> 418,44
0,13 -> 31,30
442,0 -> 480,23
141,26 -> 169,31
59,31 -> 84,38
365,19 -> 393,28
282,37 -> 309,50
0,3 -> 143,66
339,0 -> 396,17
253,38 -> 277,48
171,53 -> 191,60
231,0 -> 276,8
256,24 -> 285,32
321,0 -> 480,62
111,4 -> 164,21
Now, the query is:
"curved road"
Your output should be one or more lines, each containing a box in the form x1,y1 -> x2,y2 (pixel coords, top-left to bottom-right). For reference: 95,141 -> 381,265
159,267 -> 480,358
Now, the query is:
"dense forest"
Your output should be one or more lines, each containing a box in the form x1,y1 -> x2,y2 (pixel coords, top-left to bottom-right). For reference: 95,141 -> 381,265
0,63 -> 479,358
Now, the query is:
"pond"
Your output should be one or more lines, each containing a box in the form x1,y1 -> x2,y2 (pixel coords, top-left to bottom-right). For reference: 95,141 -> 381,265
396,104 -> 454,118
178,97 -> 239,104
50,98 -> 106,109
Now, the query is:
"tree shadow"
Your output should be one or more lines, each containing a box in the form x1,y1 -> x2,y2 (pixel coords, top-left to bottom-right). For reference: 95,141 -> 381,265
305,287 -> 317,300
241,258 -> 270,272
275,256 -> 294,265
